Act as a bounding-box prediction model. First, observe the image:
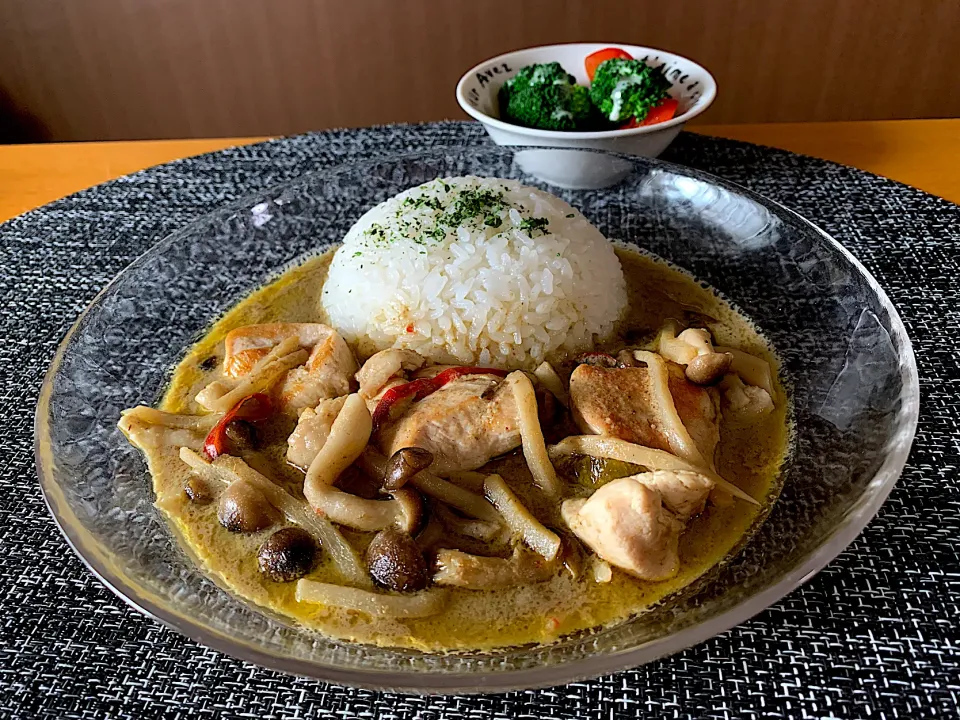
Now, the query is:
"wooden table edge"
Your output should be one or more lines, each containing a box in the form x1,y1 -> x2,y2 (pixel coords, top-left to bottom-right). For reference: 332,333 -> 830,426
1,119 -> 957,223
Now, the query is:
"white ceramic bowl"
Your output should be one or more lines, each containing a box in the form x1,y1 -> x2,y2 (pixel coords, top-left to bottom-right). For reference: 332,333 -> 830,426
456,43 -> 717,187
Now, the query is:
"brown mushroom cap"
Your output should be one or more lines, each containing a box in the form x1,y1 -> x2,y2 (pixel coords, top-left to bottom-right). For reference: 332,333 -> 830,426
685,352 -> 734,386
224,419 -> 257,454
183,475 -> 212,504
616,350 -> 640,368
365,528 -> 430,592
217,480 -> 279,533
336,465 -> 382,500
383,447 -> 434,491
258,527 -> 318,582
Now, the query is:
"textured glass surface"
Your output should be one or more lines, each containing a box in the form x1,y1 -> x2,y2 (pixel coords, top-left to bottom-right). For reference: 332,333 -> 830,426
36,147 -> 918,693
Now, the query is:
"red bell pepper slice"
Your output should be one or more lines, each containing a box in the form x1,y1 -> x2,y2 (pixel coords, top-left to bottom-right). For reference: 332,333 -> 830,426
203,393 -> 274,459
369,378 -> 435,432
584,47 -> 633,82
371,366 -> 509,433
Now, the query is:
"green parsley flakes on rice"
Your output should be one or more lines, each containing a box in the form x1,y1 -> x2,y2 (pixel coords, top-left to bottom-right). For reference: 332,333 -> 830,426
321,176 -> 627,368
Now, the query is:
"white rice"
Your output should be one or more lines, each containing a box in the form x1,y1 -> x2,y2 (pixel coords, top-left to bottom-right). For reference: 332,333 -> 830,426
321,176 -> 627,368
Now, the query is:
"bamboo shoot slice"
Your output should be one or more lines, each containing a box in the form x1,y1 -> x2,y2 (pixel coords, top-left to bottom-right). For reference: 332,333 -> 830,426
632,350 -> 708,468
295,580 -> 447,618
484,474 -> 560,560
548,436 -> 758,505
508,371 -> 562,499
534,361 -> 568,407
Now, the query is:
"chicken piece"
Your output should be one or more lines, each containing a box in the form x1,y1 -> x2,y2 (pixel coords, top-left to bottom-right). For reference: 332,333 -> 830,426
561,477 -> 683,581
377,375 -> 520,475
720,375 -> 775,422
356,349 -> 424,399
628,470 -> 714,522
569,363 -> 720,465
224,323 -> 335,376
222,323 -> 358,412
286,396 -> 348,470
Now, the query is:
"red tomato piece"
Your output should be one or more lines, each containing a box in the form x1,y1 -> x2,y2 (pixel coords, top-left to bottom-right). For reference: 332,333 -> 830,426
584,47 -> 633,81
639,97 -> 679,126
619,97 -> 680,129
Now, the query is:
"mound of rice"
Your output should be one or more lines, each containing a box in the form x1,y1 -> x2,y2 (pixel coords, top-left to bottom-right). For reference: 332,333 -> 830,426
321,176 -> 627,368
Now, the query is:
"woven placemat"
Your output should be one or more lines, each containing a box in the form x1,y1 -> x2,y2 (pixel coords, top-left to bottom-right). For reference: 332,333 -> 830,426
2,122 -> 957,719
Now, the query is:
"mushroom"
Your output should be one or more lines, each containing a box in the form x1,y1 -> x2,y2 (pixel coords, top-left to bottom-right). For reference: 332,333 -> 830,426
383,447 -> 434,491
433,545 -> 558,589
559,534 -> 586,580
616,350 -> 640,368
258,527 -> 318,582
533,361 -> 568,407
508,371 -> 563,499
217,479 -> 279,533
335,465 -> 382,500
183,475 -> 212,504
390,487 -> 426,534
656,322 -> 714,365
574,351 -> 618,368
303,393 -> 372,504
304,483 -> 424,534
365,528 -> 430,592
434,503 -> 503,542
415,513 -> 445,552
359,448 -> 501,523
224,419 -> 258,453
356,349 -> 425,399
684,352 -> 734,386
199,355 -> 219,371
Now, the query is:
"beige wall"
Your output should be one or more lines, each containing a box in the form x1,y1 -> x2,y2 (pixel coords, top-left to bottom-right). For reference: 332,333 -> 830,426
1,0 -> 958,142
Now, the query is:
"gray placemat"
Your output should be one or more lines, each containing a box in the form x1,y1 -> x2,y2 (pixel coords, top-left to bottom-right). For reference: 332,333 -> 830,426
2,121 -> 957,719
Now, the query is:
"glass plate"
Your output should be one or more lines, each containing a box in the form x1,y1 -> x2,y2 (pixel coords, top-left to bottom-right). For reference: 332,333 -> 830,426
35,147 -> 918,693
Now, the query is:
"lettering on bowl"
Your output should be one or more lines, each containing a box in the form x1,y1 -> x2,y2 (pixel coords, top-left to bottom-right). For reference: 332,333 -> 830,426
476,62 -> 513,87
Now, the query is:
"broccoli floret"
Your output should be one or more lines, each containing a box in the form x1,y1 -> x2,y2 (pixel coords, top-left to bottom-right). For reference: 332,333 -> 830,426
499,62 -> 594,131
589,58 -> 672,123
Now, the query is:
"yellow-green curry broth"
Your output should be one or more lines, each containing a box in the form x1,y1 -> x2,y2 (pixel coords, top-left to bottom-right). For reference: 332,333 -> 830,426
144,247 -> 788,651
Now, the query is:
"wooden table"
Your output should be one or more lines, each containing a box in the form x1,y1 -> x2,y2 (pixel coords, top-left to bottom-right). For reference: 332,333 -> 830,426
1,120 -> 957,223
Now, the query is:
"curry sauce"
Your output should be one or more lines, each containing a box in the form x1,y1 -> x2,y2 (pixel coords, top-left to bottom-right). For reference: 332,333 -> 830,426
138,247 -> 789,652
